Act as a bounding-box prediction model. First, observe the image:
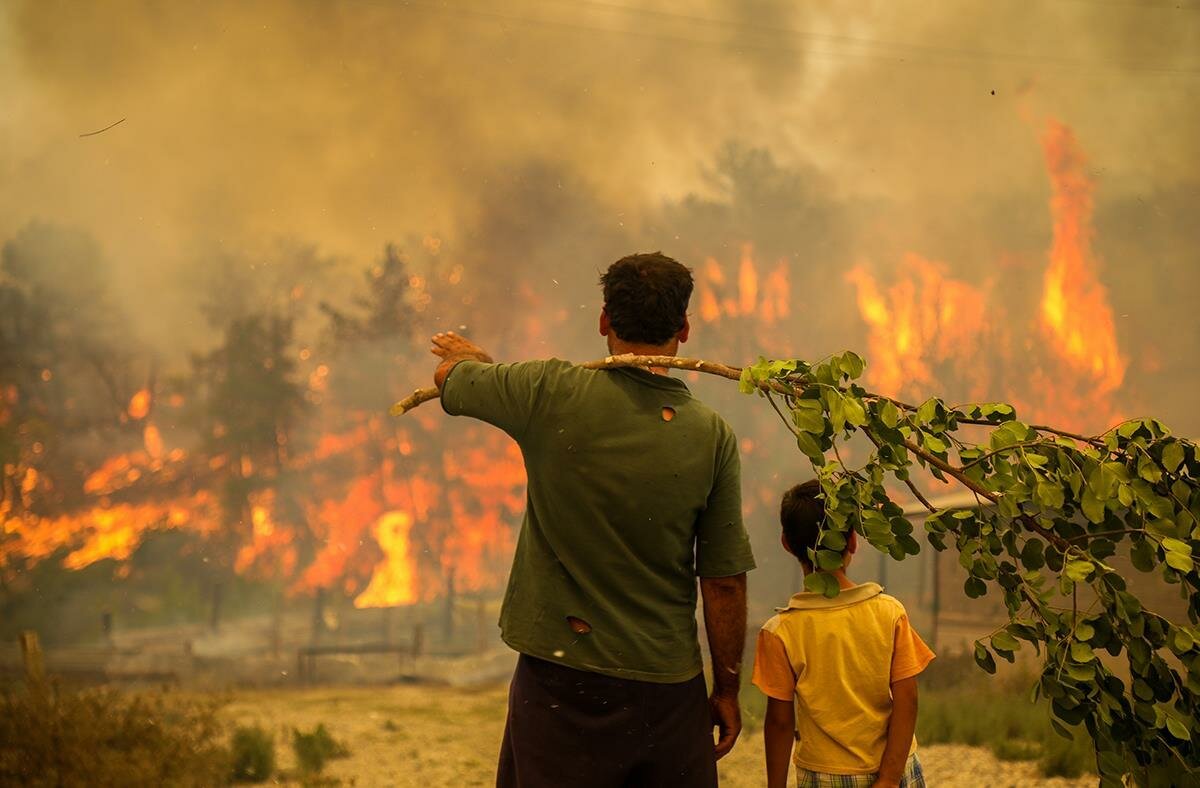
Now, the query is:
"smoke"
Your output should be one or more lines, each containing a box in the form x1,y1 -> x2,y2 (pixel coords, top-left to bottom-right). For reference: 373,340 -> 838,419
3,1 -> 1194,339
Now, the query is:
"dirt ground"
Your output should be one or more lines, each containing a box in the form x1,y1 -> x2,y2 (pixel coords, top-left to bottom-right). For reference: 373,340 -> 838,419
224,683 -> 1097,787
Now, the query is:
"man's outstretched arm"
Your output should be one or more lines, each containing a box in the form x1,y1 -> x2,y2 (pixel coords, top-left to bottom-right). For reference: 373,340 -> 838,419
700,572 -> 747,760
431,331 -> 493,390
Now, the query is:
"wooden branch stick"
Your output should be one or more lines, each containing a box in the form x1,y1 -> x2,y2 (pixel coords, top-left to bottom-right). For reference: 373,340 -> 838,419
389,354 -> 743,416
900,436 -> 1072,552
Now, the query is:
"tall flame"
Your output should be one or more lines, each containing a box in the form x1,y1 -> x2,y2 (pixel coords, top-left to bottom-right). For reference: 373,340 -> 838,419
1039,119 -> 1126,394
354,511 -> 418,608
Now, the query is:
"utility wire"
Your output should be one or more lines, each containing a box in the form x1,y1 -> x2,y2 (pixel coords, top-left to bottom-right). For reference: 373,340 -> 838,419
398,0 -> 1200,78
568,0 -> 1200,72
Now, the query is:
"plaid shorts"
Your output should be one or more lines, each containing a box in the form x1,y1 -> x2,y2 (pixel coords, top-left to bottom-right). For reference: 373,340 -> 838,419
795,754 -> 925,787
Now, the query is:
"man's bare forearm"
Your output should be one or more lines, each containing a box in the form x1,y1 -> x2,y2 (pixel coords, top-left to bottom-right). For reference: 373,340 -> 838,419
700,573 -> 747,696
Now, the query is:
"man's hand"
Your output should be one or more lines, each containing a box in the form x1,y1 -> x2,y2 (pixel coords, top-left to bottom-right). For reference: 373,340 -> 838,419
430,331 -> 493,390
430,331 -> 492,362
710,691 -> 741,761
700,573 -> 747,760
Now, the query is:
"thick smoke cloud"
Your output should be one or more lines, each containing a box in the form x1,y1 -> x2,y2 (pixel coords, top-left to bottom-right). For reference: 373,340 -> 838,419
1,0 -> 1197,403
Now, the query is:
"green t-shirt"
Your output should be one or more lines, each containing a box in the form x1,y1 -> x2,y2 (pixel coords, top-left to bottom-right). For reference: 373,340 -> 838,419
441,358 -> 755,683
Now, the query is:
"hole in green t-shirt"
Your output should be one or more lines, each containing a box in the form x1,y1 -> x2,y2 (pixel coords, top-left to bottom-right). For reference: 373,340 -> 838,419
566,616 -> 592,635
661,406 -> 676,422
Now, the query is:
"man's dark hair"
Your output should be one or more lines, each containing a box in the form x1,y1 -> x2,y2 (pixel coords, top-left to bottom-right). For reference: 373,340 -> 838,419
780,479 -> 825,565
599,252 -> 693,345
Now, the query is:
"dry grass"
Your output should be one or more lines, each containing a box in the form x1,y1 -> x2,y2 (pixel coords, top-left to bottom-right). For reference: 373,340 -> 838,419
222,683 -> 1095,787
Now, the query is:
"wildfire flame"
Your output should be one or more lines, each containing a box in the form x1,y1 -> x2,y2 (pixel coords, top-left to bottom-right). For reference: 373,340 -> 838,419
1039,119 -> 1126,394
354,511 -> 418,608
846,117 -> 1125,429
696,244 -> 789,325
845,255 -> 989,399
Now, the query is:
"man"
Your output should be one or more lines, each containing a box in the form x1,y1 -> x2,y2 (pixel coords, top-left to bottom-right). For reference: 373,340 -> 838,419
431,252 -> 755,787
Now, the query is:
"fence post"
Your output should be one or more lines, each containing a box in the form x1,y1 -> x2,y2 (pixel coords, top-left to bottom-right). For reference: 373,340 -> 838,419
475,598 -> 488,654
19,630 -> 45,690
410,623 -> 425,659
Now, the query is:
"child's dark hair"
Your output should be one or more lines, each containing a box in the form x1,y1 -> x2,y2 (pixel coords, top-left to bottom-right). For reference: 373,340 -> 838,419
780,479 -> 824,565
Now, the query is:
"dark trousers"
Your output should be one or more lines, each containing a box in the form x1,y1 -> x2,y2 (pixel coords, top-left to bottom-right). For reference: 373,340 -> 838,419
497,654 -> 718,788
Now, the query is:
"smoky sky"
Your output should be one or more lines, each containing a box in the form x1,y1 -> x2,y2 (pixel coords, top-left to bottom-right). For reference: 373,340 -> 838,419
1,0 -> 1198,360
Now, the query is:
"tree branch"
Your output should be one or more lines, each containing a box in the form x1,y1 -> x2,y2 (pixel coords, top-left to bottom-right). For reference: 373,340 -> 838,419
391,354 -> 745,416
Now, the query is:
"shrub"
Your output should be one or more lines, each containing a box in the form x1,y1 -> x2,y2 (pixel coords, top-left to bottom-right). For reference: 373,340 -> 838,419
230,724 -> 275,783
1041,732 -> 1093,779
991,739 -> 1042,762
292,723 -> 349,774
0,682 -> 229,787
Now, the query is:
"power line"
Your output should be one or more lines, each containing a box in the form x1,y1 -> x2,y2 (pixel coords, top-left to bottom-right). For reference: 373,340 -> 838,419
395,0 -> 1200,80
561,0 -> 1200,75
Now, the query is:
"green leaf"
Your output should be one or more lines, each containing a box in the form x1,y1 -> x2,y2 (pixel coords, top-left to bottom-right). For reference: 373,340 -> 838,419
804,571 -> 840,598
964,577 -> 987,598
843,397 -> 867,428
1049,718 -> 1074,740
1081,489 -> 1106,525
1165,714 -> 1191,741
828,395 -> 846,433
1036,480 -> 1066,510
1161,536 -> 1191,556
1089,464 -> 1120,501
917,398 -> 939,425
1070,641 -> 1095,662
973,641 -> 997,674
818,529 -> 847,551
796,432 -> 825,464
738,367 -> 756,395
792,400 -> 825,434
815,549 -> 845,572
879,400 -> 901,429
1162,442 -> 1185,474
1021,539 -> 1045,570
1130,539 -> 1156,573
839,351 -> 865,380
1162,537 -> 1194,573
1066,662 -> 1095,681
1065,559 -> 1094,583
922,433 -> 947,454
991,631 -> 1020,652
1137,453 -> 1163,484
1165,551 -> 1194,573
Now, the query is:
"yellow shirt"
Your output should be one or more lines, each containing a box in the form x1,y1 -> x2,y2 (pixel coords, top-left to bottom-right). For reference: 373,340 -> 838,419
751,582 -> 935,775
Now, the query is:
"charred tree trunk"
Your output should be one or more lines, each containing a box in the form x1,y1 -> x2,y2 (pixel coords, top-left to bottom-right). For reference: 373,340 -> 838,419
443,568 -> 457,643
209,582 -> 223,632
311,587 -> 327,644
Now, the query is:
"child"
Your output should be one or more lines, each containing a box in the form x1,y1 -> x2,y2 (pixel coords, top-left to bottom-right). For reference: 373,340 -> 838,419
753,480 -> 935,788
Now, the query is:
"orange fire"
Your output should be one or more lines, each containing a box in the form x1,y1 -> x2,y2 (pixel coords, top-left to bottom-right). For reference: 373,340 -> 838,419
845,255 -> 990,399
846,118 -> 1125,430
1,493 -> 218,572
696,244 -> 790,325
354,511 -> 418,608
1038,119 -> 1126,394
127,388 -> 152,420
